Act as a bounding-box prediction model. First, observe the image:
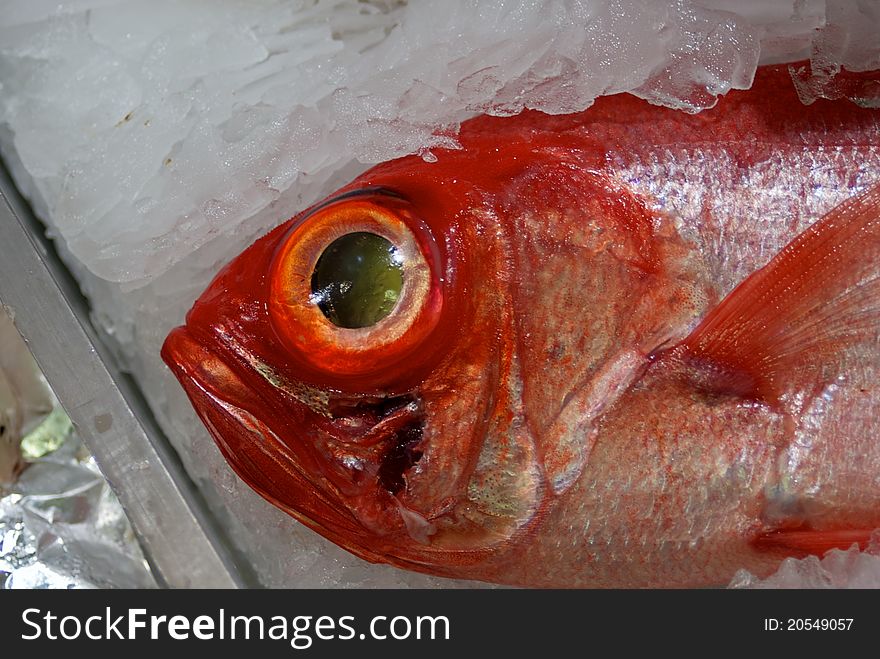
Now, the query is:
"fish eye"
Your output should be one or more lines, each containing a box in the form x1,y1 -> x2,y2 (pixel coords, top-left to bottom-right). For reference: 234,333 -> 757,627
268,193 -> 442,380
310,232 -> 404,329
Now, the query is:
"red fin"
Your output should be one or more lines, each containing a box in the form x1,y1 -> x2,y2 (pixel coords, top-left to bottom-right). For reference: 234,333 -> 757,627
670,181 -> 880,404
754,525 -> 873,557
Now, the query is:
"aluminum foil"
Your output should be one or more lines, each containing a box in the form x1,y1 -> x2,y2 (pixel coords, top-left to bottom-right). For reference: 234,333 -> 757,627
1,308 -> 155,589
1,426 -> 157,589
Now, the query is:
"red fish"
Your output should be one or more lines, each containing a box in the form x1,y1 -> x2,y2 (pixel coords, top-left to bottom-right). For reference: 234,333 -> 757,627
162,65 -> 880,587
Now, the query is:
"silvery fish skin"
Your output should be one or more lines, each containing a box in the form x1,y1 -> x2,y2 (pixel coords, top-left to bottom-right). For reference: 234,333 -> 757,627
163,66 -> 880,587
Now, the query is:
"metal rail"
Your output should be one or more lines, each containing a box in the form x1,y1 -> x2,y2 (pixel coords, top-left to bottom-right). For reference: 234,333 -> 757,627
0,165 -> 244,588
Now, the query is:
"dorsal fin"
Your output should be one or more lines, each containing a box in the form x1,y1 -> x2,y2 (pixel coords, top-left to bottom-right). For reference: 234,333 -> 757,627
669,181 -> 880,405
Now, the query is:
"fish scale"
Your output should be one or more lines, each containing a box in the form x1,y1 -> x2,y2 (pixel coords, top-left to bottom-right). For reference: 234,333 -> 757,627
614,143 -> 880,297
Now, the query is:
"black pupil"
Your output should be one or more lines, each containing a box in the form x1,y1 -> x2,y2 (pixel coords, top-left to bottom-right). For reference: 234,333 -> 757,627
310,232 -> 404,329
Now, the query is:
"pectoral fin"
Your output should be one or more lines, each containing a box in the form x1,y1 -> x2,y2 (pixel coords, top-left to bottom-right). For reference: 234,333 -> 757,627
754,524 -> 874,557
667,181 -> 880,406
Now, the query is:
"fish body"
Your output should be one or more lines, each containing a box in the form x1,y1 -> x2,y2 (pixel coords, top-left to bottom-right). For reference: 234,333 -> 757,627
163,66 -> 880,587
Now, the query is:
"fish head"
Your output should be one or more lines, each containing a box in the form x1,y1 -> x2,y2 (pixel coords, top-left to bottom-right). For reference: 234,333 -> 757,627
162,117 -> 709,575
161,146 -> 526,572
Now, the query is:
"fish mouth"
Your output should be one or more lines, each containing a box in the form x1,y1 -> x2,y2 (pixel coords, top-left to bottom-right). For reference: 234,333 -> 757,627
161,326 -> 432,559
161,326 -> 225,395
163,325 -> 427,493
161,326 -> 379,549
